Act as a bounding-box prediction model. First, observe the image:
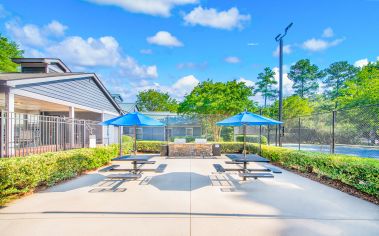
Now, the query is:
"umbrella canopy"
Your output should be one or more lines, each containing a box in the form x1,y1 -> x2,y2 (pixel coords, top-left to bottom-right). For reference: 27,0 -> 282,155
217,111 -> 282,126
100,112 -> 164,156
216,111 -> 283,157
100,112 -> 165,127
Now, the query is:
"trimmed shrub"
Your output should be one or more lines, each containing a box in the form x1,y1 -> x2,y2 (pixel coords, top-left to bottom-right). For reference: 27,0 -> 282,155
137,141 -> 165,153
235,135 -> 268,145
258,145 -> 379,198
0,145 -> 118,206
217,142 -> 259,154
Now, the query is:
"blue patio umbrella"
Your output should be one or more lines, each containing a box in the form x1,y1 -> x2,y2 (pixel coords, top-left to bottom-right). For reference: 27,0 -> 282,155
217,110 -> 283,157
100,112 -> 164,156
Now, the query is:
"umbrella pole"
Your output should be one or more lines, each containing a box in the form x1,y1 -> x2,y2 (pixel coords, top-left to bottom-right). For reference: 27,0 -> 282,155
243,124 -> 246,158
259,125 -> 262,156
134,125 -> 137,156
119,126 -> 123,157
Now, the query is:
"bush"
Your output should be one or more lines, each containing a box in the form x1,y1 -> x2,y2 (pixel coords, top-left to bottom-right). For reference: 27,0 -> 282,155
217,142 -> 259,154
235,135 -> 268,144
0,145 -> 118,206
137,141 -> 165,153
258,145 -> 379,198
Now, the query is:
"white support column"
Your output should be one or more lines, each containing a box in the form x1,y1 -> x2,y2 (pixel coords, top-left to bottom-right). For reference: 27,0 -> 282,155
69,106 -> 75,148
5,91 -> 15,156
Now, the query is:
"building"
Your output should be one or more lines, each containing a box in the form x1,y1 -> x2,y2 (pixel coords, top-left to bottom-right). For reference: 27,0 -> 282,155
110,94 -> 139,113
0,58 -> 122,157
123,111 -> 202,141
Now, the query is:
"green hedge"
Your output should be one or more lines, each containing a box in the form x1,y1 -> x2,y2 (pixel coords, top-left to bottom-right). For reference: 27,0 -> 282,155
235,135 -> 268,145
137,141 -> 166,153
258,145 -> 379,198
0,145 -> 118,206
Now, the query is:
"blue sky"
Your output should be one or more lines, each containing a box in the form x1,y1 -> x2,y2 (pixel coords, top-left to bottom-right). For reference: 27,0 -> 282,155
1,0 -> 378,103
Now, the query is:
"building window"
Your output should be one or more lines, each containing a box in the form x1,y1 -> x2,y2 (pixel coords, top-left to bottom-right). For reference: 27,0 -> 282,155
129,127 -> 143,139
186,128 -> 193,136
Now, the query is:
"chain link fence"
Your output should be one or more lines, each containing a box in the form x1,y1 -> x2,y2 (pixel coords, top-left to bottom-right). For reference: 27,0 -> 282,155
281,104 -> 379,158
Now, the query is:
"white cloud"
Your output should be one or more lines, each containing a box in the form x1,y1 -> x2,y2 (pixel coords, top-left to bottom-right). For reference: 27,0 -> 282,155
112,75 -> 199,101
147,31 -> 183,47
354,58 -> 369,68
119,56 -> 158,78
273,44 -> 292,57
176,62 -> 208,70
183,6 -> 250,30
377,56 -> 379,61
170,75 -> 199,98
140,49 -> 153,55
47,36 -> 121,67
87,0 -> 197,17
45,20 -> 68,36
302,38 -> 344,52
237,77 -> 254,87
322,27 -> 334,38
5,21 -> 47,46
5,20 -> 68,47
225,56 -> 240,64
247,42 -> 259,46
272,66 -> 293,96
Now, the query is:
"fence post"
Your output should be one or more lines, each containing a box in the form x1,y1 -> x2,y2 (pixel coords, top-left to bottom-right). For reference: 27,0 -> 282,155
298,117 -> 301,150
331,110 -> 336,154
0,111 -> 3,158
82,120 -> 86,148
56,118 -> 59,151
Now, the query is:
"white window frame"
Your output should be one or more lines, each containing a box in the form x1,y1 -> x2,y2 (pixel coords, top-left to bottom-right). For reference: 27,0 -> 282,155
185,128 -> 193,136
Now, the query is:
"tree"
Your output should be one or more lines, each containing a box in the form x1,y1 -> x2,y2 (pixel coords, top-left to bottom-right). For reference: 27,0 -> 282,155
323,61 -> 358,108
269,95 -> 313,120
136,89 -> 178,112
339,62 -> 379,107
254,67 -> 277,108
178,80 -> 258,141
0,34 -> 23,72
288,59 -> 325,98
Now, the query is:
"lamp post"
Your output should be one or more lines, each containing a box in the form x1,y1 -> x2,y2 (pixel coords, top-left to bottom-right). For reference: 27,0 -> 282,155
275,22 -> 293,147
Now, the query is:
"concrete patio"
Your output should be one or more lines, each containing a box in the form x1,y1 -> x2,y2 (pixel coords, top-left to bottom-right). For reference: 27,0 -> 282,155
0,155 -> 378,236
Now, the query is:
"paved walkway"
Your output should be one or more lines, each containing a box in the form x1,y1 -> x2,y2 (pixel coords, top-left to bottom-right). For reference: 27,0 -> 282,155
0,155 -> 378,236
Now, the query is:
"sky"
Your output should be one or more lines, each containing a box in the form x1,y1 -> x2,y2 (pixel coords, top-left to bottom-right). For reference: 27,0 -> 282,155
1,0 -> 378,104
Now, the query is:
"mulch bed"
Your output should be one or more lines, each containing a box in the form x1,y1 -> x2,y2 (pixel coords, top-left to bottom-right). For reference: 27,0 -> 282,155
273,163 -> 379,205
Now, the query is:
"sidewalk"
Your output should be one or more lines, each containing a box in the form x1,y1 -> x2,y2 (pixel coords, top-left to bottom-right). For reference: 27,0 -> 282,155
0,155 -> 378,236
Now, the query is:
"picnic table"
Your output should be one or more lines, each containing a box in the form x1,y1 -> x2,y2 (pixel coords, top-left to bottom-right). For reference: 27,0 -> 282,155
112,156 -> 156,173
215,154 -> 282,181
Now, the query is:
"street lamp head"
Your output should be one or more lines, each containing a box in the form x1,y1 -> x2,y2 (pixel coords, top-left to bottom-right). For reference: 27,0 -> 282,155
275,34 -> 282,41
285,22 -> 293,33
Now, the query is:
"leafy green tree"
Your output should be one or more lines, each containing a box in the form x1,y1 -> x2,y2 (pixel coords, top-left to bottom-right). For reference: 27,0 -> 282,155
323,61 -> 358,108
339,62 -> 379,107
254,67 -> 277,108
269,95 -> 313,119
0,34 -> 23,72
288,59 -> 325,98
178,80 -> 258,141
136,89 -> 178,112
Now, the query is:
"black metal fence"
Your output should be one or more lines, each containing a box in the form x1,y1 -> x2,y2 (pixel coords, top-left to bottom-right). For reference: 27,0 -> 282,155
0,111 -> 102,157
280,104 -> 379,158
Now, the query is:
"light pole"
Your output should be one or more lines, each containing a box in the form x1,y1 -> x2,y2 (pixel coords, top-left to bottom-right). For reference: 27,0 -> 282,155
275,22 -> 293,147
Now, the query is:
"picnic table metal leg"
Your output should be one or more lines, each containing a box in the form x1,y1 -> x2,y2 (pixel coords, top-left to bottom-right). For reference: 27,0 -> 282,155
133,161 -> 137,173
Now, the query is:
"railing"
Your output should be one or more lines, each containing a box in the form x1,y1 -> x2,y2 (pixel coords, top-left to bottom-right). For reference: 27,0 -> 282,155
0,111 -> 101,157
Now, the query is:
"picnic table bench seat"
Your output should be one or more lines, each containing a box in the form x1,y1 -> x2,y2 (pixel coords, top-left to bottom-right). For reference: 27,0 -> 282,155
239,172 -> 274,180
265,166 -> 282,174
99,165 -> 120,172
213,164 -> 226,173
136,160 -> 156,164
